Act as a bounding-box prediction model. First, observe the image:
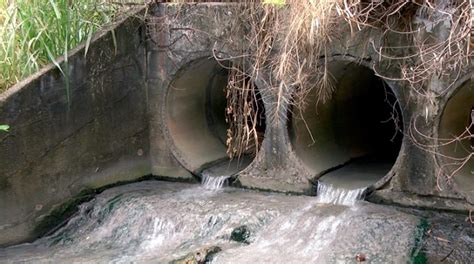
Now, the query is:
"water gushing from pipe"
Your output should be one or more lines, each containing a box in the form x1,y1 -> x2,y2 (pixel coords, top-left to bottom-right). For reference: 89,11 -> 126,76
201,173 -> 230,190
316,182 -> 366,206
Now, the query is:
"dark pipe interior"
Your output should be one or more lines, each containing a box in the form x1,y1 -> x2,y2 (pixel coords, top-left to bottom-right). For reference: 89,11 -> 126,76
439,79 -> 473,195
166,58 -> 265,177
290,61 -> 404,189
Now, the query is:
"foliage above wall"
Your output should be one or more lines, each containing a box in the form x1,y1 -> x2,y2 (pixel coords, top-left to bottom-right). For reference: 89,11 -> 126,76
0,0 -> 143,92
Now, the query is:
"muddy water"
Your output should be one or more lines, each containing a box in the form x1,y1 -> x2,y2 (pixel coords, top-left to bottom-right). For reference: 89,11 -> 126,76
0,181 -> 471,263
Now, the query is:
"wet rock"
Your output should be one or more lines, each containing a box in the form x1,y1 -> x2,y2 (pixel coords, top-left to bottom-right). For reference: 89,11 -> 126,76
170,246 -> 221,264
356,253 -> 366,262
230,225 -> 251,244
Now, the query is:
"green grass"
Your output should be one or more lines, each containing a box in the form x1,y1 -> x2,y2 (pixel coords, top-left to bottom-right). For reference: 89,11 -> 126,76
263,0 -> 286,7
0,0 -> 140,92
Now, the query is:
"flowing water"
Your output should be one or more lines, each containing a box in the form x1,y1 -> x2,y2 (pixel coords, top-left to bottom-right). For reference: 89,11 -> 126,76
201,173 -> 230,191
316,182 -> 366,206
0,180 -> 471,263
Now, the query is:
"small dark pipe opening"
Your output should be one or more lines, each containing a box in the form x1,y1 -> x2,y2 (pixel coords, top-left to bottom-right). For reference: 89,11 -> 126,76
290,61 -> 404,189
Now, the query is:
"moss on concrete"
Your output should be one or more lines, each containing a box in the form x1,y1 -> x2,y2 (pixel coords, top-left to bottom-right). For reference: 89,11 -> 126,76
410,218 -> 429,264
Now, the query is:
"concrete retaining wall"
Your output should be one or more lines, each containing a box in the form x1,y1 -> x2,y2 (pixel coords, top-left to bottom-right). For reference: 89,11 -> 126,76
0,2 -> 472,246
0,8 -> 149,246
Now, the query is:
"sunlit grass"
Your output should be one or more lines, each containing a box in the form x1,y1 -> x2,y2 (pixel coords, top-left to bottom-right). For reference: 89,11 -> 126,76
0,0 -> 141,92
263,0 -> 286,7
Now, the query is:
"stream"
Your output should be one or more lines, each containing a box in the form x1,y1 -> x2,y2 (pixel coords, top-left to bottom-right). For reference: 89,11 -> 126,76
0,180 -> 472,263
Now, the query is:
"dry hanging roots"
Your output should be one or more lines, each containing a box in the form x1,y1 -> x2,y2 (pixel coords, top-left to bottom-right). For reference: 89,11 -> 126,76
228,0 -> 472,185
214,0 -> 472,184
225,67 -> 264,159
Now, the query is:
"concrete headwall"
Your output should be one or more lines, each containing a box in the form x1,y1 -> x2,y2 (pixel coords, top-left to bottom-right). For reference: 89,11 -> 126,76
0,9 -> 149,246
146,3 -> 473,210
0,2 -> 472,246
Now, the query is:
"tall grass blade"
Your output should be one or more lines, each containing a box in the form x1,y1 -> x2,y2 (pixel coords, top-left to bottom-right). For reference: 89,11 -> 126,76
111,29 -> 118,55
49,0 -> 61,20
84,30 -> 94,58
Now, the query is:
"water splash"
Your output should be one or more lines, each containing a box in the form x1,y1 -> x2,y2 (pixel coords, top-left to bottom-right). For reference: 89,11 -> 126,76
213,198 -> 420,263
0,181 -> 287,263
201,173 -> 230,190
316,182 -> 365,206
0,181 -> 426,264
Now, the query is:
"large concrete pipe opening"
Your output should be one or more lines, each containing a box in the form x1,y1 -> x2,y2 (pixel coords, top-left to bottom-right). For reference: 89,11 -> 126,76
438,79 -> 473,195
165,58 -> 265,177
290,61 -> 403,189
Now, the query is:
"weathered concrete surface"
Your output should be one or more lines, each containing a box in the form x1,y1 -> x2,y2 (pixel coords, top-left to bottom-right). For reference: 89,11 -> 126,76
235,71 -> 314,194
147,3 -> 473,209
146,3 -> 315,194
0,8 -> 149,246
147,3 -> 257,182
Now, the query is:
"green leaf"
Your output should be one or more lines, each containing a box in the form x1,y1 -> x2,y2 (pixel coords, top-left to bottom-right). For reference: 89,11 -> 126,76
44,45 -> 65,76
48,0 -> 62,20
0,125 -> 10,132
263,0 -> 286,7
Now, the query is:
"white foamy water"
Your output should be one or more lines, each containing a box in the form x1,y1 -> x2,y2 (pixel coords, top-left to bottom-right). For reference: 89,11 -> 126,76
0,181 -> 424,264
316,182 -> 366,206
201,173 -> 230,190
213,199 -> 419,263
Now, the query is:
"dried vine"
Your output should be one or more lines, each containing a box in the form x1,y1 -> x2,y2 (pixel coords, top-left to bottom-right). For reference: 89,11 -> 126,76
225,66 -> 264,159
222,0 -> 472,188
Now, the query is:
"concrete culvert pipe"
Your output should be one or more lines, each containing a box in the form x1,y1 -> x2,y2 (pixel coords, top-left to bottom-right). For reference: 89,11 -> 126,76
289,61 -> 404,190
165,58 -> 265,177
438,79 -> 473,197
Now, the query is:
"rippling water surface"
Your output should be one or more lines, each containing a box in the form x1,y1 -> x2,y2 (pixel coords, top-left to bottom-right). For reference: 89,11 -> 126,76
0,181 -> 471,263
